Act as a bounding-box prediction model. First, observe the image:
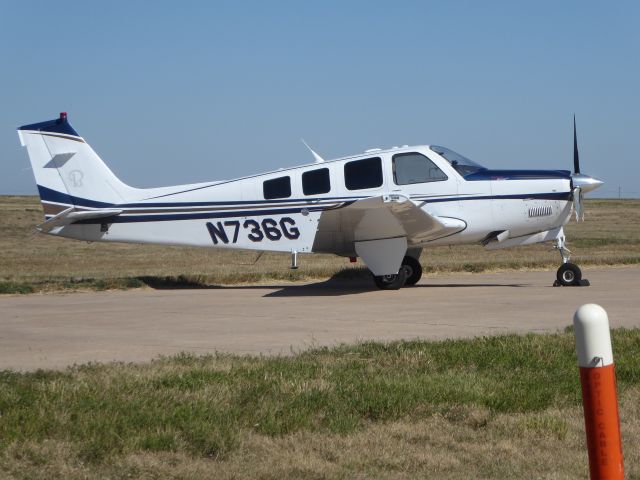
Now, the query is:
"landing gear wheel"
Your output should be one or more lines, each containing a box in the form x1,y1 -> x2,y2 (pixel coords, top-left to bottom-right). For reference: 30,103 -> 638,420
402,256 -> 423,286
373,268 -> 408,290
556,263 -> 582,286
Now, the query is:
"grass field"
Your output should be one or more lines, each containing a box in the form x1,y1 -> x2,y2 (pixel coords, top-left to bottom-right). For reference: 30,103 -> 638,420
1,196 -> 640,293
1,330 -> 639,479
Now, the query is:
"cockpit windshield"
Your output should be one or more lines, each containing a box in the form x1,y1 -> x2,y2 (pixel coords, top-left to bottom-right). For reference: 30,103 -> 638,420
430,145 -> 486,177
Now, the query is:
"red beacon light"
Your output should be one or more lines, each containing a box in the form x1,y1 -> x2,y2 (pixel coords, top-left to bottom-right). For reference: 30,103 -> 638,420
59,112 -> 67,121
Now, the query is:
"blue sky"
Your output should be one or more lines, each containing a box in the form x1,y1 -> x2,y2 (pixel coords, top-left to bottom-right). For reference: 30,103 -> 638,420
1,1 -> 638,197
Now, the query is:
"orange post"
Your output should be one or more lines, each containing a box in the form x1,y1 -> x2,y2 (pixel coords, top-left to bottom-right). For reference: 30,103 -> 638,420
574,304 -> 624,480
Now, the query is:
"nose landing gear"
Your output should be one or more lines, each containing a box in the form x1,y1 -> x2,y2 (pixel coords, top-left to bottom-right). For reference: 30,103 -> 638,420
553,235 -> 590,287
556,262 -> 583,286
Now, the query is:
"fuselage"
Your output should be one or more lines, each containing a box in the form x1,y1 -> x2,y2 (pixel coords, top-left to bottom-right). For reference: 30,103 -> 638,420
42,144 -> 574,256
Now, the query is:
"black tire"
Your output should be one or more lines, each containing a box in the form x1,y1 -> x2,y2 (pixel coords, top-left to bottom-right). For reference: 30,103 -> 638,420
373,268 -> 408,290
556,263 -> 582,286
402,256 -> 423,286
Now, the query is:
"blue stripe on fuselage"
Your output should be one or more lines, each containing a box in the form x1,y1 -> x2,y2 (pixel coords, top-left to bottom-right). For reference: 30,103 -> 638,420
413,191 -> 572,203
75,205 -> 340,224
39,182 -> 572,214
47,192 -> 571,224
38,185 -> 114,208
37,185 -> 361,209
463,169 -> 572,181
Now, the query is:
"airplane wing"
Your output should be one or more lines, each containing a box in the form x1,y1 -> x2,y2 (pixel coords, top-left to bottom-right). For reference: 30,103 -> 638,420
37,207 -> 123,233
314,194 -> 466,275
344,194 -> 465,244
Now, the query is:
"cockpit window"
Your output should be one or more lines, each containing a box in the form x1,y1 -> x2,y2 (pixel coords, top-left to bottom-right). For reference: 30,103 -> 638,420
392,152 -> 447,185
430,145 -> 486,177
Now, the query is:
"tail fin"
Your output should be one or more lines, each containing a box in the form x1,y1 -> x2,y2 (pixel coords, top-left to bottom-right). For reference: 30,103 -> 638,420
17,113 -> 137,219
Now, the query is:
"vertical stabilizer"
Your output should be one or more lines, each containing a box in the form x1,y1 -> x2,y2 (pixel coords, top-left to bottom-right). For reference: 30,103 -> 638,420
18,113 -> 139,218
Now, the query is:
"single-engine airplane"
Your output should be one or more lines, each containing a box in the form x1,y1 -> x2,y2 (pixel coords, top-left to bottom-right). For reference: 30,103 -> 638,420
17,113 -> 603,289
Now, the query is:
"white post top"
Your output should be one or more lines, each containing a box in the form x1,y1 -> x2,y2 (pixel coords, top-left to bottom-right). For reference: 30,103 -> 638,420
573,304 -> 614,368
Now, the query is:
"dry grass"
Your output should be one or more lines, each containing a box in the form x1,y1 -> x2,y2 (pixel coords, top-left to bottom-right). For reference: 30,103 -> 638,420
0,406 -> 621,479
1,196 -> 639,293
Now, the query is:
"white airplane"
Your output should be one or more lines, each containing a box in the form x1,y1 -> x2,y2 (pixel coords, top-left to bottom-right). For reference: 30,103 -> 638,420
17,113 -> 603,290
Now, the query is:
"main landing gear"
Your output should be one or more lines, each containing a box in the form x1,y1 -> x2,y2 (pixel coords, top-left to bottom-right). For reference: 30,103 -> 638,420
553,235 -> 590,287
372,255 -> 423,290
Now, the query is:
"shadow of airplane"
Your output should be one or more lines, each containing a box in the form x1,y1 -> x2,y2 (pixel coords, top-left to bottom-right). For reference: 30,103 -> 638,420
261,280 -> 526,297
137,274 -> 526,298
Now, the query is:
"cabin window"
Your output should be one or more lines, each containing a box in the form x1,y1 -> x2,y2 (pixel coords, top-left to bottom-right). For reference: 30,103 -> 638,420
392,152 -> 448,185
302,168 -> 331,195
344,157 -> 383,190
263,176 -> 291,199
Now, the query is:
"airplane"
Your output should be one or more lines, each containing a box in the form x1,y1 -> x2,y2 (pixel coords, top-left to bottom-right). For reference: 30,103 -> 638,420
17,113 -> 603,290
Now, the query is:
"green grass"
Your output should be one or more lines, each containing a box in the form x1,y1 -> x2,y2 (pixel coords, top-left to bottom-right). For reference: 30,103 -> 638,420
1,330 -> 639,467
0,282 -> 34,294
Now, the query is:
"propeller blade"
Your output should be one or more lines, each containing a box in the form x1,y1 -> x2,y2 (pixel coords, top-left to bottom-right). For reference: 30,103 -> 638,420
573,115 -> 580,174
573,186 -> 584,221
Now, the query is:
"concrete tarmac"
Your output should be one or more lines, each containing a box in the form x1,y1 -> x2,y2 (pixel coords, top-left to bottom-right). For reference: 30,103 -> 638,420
1,266 -> 639,370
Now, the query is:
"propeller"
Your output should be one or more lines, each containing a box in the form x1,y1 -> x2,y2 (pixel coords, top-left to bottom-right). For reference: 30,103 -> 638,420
572,116 -> 584,221
570,116 -> 603,221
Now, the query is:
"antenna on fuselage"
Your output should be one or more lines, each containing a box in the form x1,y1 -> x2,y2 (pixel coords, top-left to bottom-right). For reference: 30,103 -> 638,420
301,139 -> 325,163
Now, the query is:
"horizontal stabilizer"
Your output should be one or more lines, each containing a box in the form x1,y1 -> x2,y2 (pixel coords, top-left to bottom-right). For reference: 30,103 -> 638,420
37,208 -> 122,233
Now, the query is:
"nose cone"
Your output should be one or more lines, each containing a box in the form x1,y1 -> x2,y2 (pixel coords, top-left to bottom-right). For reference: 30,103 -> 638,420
572,173 -> 604,193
